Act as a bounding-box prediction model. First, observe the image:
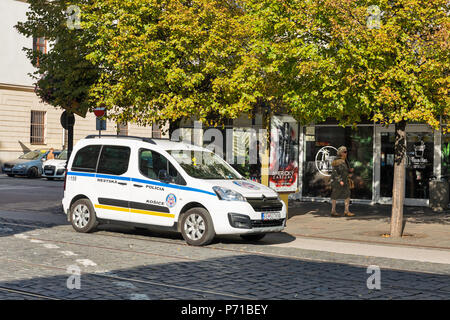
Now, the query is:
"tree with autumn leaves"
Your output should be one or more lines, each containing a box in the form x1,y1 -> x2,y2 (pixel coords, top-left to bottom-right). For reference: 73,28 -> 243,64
17,0 -> 448,236
243,0 -> 448,236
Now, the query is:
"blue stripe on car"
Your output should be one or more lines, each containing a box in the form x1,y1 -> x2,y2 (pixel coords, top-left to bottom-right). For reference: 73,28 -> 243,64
67,171 -> 216,196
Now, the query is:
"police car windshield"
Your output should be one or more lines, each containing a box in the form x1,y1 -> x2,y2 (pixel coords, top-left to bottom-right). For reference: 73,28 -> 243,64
168,150 -> 240,180
19,151 -> 42,160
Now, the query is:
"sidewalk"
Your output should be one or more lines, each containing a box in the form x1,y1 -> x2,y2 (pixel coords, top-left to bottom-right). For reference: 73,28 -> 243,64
275,200 -> 450,265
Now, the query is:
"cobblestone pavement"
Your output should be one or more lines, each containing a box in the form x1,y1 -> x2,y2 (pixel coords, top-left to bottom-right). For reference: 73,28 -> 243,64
0,217 -> 449,300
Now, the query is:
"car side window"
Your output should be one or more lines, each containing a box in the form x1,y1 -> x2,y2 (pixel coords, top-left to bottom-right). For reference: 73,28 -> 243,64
97,145 -> 131,175
139,149 -> 186,185
71,145 -> 102,172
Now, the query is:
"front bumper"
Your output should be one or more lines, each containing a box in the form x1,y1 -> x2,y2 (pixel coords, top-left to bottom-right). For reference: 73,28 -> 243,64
211,198 -> 287,235
42,165 -> 65,178
3,168 -> 28,175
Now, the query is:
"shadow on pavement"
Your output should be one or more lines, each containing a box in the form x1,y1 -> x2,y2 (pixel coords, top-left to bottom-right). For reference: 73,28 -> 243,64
95,224 -> 297,246
1,253 -> 449,300
288,201 -> 450,225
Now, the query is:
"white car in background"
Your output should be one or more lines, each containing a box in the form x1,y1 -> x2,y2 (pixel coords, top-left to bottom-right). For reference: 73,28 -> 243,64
42,150 -> 68,180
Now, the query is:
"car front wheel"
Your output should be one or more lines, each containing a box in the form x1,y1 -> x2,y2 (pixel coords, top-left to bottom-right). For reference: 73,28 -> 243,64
27,167 -> 38,178
180,208 -> 215,246
70,199 -> 98,233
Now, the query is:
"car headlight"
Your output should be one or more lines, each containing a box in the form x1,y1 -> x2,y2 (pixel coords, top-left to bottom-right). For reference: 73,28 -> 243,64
15,164 -> 26,169
212,186 -> 246,202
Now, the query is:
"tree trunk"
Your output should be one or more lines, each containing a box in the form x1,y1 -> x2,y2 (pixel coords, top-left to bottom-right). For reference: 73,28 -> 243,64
390,120 -> 407,237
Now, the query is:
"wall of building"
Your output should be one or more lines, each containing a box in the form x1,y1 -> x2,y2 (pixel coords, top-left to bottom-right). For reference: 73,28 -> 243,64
0,0 -> 36,87
0,86 -> 168,166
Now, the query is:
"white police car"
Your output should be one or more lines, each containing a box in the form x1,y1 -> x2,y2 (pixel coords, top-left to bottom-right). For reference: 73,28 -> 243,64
62,135 -> 286,246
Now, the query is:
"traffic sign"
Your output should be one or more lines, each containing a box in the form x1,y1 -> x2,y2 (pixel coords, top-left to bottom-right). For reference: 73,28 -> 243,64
96,118 -> 106,131
94,107 -> 106,118
60,111 -> 75,129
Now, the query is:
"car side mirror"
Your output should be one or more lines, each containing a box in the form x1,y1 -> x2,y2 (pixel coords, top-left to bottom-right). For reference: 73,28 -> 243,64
158,169 -> 169,182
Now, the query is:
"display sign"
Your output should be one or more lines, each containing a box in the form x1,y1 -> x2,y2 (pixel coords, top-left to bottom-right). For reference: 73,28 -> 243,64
269,115 -> 299,192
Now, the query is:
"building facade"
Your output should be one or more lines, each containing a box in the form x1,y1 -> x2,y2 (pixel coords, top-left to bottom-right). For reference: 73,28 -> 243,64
177,116 -> 449,207
0,0 -> 165,167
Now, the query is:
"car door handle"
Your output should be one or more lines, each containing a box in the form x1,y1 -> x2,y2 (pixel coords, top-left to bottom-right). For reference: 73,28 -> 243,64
118,182 -> 127,186
133,184 -> 143,188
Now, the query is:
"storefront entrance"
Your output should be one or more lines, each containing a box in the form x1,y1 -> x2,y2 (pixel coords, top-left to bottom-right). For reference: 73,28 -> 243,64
300,123 -> 440,206
374,124 -> 435,206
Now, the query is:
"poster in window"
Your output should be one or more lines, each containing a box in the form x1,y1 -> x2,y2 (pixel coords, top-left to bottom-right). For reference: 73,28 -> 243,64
269,115 -> 299,192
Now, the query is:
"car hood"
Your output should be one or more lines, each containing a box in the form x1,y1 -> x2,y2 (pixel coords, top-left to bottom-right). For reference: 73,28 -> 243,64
201,179 -> 279,198
4,159 -> 30,166
43,159 -> 67,167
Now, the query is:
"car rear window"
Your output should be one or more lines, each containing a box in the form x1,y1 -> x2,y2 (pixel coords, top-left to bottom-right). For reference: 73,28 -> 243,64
71,145 -> 102,172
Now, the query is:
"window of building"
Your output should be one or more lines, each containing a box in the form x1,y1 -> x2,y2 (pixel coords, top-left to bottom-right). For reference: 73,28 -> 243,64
71,145 -> 102,172
30,111 -> 46,144
302,126 -> 374,199
33,37 -> 47,53
117,122 -> 128,136
152,123 -> 161,138
33,37 -> 47,66
97,146 -> 131,176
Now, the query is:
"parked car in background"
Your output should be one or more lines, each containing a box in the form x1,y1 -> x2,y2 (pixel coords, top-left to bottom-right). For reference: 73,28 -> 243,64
2,149 -> 61,178
42,150 -> 68,180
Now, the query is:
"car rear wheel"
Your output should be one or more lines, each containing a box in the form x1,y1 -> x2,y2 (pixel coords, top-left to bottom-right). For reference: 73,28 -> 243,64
180,208 -> 215,246
240,233 -> 266,241
70,199 -> 98,233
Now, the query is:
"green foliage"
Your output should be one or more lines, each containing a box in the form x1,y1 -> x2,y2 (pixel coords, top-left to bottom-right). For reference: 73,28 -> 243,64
17,0 -> 449,128
81,0 -> 259,126
244,0 -> 449,128
16,0 -> 99,116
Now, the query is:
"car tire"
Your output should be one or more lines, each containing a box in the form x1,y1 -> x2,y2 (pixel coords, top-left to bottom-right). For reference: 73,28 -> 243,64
70,198 -> 98,233
180,207 -> 215,246
27,167 -> 38,179
240,233 -> 266,242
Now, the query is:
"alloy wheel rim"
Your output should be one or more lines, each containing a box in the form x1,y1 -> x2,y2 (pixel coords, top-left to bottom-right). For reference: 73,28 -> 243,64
184,214 -> 205,241
73,204 -> 90,228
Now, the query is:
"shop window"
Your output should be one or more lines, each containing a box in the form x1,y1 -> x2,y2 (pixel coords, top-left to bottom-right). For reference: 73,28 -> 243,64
302,126 -> 374,199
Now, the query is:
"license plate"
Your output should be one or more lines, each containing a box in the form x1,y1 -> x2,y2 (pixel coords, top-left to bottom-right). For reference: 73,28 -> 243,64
45,170 -> 53,175
261,212 -> 281,220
